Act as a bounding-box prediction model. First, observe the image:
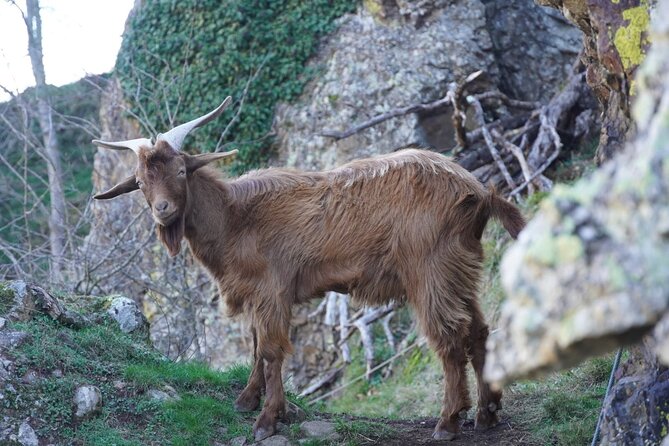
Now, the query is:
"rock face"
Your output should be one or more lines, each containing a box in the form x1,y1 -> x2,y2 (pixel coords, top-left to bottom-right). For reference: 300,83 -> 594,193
535,0 -> 656,163
275,0 -> 498,170
482,0 -> 581,102
600,345 -> 669,446
274,0 -> 581,171
485,1 -> 669,443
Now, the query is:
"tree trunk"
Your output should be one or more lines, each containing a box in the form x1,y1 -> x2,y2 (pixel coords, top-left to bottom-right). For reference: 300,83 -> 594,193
23,0 -> 67,283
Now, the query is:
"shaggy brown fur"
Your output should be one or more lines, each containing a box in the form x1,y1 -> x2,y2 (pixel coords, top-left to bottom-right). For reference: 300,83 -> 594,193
95,144 -> 525,441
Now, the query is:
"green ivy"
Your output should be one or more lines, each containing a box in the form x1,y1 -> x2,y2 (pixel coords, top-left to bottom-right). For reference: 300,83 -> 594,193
116,0 -> 358,173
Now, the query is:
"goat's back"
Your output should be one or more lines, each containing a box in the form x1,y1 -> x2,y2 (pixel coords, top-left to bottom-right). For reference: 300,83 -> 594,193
227,149 -> 490,304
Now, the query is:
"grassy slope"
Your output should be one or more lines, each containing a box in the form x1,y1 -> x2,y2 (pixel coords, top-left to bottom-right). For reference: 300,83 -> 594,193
0,284 -> 398,446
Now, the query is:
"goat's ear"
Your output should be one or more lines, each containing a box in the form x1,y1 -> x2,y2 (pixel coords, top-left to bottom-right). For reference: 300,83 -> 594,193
185,149 -> 238,173
93,175 -> 139,200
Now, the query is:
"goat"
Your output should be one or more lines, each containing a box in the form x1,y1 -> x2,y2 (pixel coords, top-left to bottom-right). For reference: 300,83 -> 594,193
93,97 -> 525,441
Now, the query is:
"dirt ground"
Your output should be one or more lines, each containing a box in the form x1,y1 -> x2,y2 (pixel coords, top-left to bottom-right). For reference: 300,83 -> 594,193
335,414 -> 537,446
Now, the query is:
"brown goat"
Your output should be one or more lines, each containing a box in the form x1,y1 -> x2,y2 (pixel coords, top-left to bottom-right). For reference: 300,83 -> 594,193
93,98 -> 525,441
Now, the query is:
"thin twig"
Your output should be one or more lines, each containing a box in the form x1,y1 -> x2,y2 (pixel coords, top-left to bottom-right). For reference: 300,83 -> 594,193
467,95 -> 516,190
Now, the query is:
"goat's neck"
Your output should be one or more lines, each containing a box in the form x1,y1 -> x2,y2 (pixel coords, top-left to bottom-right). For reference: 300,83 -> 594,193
183,170 -> 232,271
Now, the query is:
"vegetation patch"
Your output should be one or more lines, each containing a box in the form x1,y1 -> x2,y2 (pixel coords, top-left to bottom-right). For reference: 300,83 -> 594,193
116,0 -> 359,173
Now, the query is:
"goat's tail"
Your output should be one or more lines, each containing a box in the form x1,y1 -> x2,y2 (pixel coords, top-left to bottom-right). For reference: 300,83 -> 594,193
485,188 -> 526,239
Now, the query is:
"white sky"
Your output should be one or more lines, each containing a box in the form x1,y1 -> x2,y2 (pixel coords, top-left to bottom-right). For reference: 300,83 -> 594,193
0,0 -> 135,102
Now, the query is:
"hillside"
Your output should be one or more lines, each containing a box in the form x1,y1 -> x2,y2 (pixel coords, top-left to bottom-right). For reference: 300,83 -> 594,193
0,281 -> 542,446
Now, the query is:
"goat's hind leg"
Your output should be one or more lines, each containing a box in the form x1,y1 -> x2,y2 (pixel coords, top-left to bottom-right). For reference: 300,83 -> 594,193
467,304 -> 502,430
234,326 -> 265,412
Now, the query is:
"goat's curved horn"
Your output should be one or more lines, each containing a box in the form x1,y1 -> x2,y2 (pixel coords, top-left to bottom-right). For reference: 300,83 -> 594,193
156,96 -> 232,152
92,138 -> 153,155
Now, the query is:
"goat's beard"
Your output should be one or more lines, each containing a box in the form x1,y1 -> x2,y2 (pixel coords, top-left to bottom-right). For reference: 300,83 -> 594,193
157,216 -> 184,257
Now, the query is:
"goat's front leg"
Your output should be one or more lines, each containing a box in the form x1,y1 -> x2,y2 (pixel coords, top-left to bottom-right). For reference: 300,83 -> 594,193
235,327 -> 265,412
252,346 -> 287,441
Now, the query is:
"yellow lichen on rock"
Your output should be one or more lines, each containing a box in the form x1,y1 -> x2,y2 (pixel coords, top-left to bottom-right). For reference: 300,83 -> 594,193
614,3 -> 651,71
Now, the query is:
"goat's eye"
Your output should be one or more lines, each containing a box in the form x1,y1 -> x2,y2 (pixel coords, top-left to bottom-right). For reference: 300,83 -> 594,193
136,180 -> 144,188
178,169 -> 186,176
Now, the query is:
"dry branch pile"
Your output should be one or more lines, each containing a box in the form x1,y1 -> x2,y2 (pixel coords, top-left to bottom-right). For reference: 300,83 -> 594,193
322,64 -> 598,200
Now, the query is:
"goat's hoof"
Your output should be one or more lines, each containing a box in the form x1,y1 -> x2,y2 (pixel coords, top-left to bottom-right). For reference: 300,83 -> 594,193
432,429 -> 458,441
474,409 -> 500,431
234,394 -> 261,412
253,425 -> 275,442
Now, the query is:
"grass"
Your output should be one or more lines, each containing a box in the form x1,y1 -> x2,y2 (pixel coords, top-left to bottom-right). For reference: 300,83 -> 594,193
506,355 -> 613,446
4,311 -> 259,445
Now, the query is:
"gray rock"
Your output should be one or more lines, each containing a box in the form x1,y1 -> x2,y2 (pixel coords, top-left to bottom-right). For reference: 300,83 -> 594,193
107,296 -> 148,333
257,435 -> 291,446
18,420 -> 38,446
599,357 -> 669,446
0,416 -> 12,442
21,370 -> 39,385
0,358 -> 12,381
2,281 -> 34,322
229,436 -> 247,446
300,420 -> 341,440
148,385 -> 180,402
73,385 -> 102,418
0,317 -> 6,329
285,401 -> 307,423
0,331 -> 31,350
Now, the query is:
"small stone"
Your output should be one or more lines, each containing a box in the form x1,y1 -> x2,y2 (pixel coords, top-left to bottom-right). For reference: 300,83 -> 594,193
229,436 -> 247,446
18,420 -> 38,446
0,358 -> 12,381
113,380 -> 126,390
258,435 -> 291,446
0,331 -> 30,350
107,296 -> 148,333
148,385 -> 180,402
22,370 -> 39,385
52,369 -> 63,378
285,401 -> 307,423
0,317 -> 6,329
300,420 -> 341,440
3,281 -> 34,322
73,385 -> 102,418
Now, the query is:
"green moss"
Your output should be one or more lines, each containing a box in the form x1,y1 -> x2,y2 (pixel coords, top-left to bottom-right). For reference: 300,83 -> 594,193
116,0 -> 358,173
614,3 -> 651,72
